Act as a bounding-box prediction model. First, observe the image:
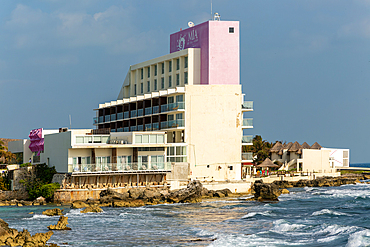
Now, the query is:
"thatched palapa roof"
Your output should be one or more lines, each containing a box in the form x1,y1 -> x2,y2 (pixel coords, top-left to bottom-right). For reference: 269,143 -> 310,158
284,142 -> 293,150
256,158 -> 279,168
311,142 -> 322,149
270,142 -> 284,153
288,141 -> 301,152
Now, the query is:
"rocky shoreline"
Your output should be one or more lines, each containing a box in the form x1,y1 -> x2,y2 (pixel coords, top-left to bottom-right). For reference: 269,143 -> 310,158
251,176 -> 364,201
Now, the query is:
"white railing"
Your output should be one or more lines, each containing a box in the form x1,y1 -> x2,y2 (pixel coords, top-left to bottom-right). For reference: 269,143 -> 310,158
70,162 -> 172,173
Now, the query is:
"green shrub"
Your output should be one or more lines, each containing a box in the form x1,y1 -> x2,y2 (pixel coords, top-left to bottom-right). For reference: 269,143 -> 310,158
20,163 -> 32,167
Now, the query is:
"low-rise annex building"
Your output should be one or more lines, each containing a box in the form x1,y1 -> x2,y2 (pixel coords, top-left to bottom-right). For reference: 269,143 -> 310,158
270,141 -> 350,173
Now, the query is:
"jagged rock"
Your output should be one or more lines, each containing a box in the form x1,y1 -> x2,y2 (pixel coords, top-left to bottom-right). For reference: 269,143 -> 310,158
113,200 -> 145,207
35,196 -> 46,205
71,201 -> 89,209
42,208 -> 64,216
141,189 -> 162,201
166,180 -> 203,203
0,218 -> 53,246
128,188 -> 145,200
281,189 -> 290,194
0,201 -> 8,207
252,180 -> 281,201
47,216 -> 71,230
81,205 -> 103,213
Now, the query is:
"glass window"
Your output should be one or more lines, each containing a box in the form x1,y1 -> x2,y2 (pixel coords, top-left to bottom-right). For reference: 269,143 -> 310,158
157,135 -> 164,143
184,56 -> 188,68
176,74 -> 180,86
76,136 -> 84,143
143,134 -> 149,143
134,84 -> 137,95
86,157 -> 91,164
161,63 -> 164,74
154,79 -> 157,90
147,81 -> 150,92
184,72 -> 188,84
169,61 -> 172,72
161,77 -> 164,89
182,146 -> 187,155
176,113 -> 183,119
101,136 -> 109,143
229,27 -> 234,33
168,147 -> 175,156
176,95 -> 183,102
147,67 -> 150,78
168,96 -> 174,103
135,135 -> 142,143
151,155 -> 157,163
85,136 -> 92,143
176,58 -> 179,70
168,75 -> 172,87
154,65 -> 157,76
141,69 -> 143,79
168,115 -> 174,121
176,146 -> 182,155
149,134 -> 157,143
140,83 -> 143,94
93,136 -> 101,143
73,157 -> 77,165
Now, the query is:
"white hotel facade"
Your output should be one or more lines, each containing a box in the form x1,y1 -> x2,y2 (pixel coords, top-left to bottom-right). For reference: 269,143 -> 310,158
10,19 -> 254,185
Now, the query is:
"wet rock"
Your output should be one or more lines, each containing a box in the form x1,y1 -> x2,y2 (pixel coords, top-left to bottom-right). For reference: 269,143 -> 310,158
0,218 -> 54,246
81,205 -> 103,213
281,189 -> 290,194
166,180 -> 203,203
128,188 -> 145,200
113,200 -> 145,207
47,216 -> 71,230
71,201 -> 89,209
100,188 -> 130,202
42,208 -> 64,216
251,180 -> 281,201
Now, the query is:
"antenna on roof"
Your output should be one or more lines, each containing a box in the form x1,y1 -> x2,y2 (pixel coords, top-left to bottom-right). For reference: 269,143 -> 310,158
211,0 -> 213,20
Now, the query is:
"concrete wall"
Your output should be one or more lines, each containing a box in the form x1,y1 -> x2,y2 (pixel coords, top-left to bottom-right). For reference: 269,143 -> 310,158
185,84 -> 242,181
43,131 -> 72,173
322,148 -> 350,168
300,149 -> 331,173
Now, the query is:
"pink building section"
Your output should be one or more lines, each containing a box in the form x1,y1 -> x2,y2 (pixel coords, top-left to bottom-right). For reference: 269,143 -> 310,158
28,128 -> 44,156
170,20 -> 239,85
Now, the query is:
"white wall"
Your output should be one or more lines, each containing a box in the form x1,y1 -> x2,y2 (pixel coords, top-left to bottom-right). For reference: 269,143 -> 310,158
322,148 -> 350,167
185,84 -> 243,181
43,131 -> 72,173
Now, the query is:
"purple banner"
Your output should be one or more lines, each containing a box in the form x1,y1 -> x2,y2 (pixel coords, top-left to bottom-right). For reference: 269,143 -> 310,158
170,21 -> 208,53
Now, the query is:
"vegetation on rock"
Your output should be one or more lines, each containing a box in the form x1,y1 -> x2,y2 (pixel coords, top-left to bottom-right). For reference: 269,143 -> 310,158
243,135 -> 273,165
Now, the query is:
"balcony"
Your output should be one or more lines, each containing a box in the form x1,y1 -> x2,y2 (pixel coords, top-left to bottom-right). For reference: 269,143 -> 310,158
123,127 -> 129,132
117,128 -> 123,132
145,107 -> 152,115
131,110 -> 137,118
161,102 -> 185,113
137,125 -> 144,131
145,123 -> 152,131
93,117 -> 98,125
242,135 -> 253,145
130,126 -> 137,131
117,113 -> 123,120
152,122 -> 159,130
105,115 -> 111,122
242,152 -> 253,161
124,112 -> 129,119
242,118 -> 253,128
137,109 -> 143,117
242,101 -> 253,111
161,119 -> 184,129
111,114 -> 116,121
99,116 -> 104,123
70,162 -> 172,173
153,106 -> 160,114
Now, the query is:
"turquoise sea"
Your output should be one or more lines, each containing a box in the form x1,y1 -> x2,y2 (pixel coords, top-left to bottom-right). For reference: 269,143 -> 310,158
3,182 -> 370,246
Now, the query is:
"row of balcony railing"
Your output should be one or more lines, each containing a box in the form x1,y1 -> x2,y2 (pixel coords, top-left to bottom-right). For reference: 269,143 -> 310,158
70,162 -> 172,173
243,118 -> 253,127
94,102 -> 185,125
110,119 -> 185,133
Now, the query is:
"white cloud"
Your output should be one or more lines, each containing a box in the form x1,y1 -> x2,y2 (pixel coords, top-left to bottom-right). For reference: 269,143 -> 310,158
3,4 -> 161,54
339,18 -> 370,39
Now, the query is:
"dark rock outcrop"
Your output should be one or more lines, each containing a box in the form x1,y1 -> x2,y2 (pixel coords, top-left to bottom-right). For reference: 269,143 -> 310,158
273,177 -> 358,189
47,216 -> 71,230
251,180 -> 281,201
166,180 -> 203,203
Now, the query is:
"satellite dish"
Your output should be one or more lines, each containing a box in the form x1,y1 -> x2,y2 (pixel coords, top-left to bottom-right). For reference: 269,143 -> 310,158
188,21 -> 194,27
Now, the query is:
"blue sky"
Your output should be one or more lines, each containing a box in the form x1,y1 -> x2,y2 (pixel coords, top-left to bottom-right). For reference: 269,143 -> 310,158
1,1 -> 369,163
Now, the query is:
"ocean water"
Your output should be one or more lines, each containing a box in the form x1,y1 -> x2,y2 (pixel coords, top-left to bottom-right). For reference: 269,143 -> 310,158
350,163 -> 370,168
3,182 -> 370,247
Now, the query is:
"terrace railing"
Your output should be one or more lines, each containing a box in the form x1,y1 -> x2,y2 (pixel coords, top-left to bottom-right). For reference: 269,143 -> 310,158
71,162 -> 172,173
